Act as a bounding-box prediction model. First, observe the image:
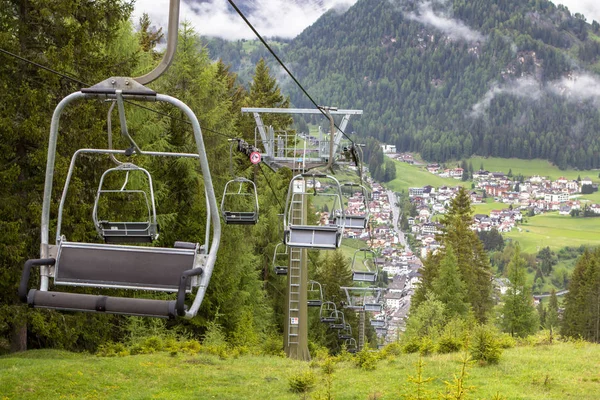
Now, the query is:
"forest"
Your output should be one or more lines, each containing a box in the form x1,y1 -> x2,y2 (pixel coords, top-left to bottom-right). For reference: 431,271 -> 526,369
0,0 -> 368,354
208,0 -> 600,170
2,0 -> 600,373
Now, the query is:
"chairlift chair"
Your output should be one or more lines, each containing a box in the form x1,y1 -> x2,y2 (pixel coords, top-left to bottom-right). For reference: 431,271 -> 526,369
364,290 -> 383,312
328,310 -> 346,330
272,242 -> 289,276
221,177 -> 259,225
19,77 -> 221,319
370,319 -> 386,328
338,323 -> 353,340
92,163 -> 159,243
319,301 -> 338,323
345,337 -> 358,354
283,173 -> 345,249
334,182 -> 370,230
351,248 -> 379,282
307,280 -> 323,307
375,326 -> 387,335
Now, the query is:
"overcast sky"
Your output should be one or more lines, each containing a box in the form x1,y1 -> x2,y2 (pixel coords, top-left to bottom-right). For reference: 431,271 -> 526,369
132,0 -> 358,40
132,0 -> 600,41
553,0 -> 600,22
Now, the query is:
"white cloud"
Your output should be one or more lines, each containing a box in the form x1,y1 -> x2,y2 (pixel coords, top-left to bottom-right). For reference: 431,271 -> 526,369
470,73 -> 600,117
405,2 -> 486,42
551,0 -> 600,23
470,77 -> 542,117
132,0 -> 358,40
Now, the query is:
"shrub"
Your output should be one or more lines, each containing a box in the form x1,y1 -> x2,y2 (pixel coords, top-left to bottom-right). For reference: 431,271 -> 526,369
288,370 -> 316,393
470,324 -> 502,365
380,342 -> 403,359
402,336 -> 422,353
355,347 -> 378,370
261,335 -> 285,357
437,335 -> 462,354
419,336 -> 435,356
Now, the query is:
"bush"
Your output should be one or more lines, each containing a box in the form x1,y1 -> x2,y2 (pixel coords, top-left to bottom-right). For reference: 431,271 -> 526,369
380,342 -> 403,359
261,335 -> 285,357
419,336 -> 435,356
470,324 -> 502,365
402,337 -> 422,354
355,347 -> 378,370
437,335 -> 462,354
288,370 -> 316,393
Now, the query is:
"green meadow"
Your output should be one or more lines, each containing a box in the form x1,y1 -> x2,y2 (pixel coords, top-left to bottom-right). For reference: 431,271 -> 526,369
466,156 -> 599,181
2,342 -> 600,399
385,159 -> 467,194
505,212 -> 600,253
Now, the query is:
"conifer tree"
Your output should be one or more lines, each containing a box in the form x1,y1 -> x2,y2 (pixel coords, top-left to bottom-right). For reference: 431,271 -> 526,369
412,187 -> 493,322
546,288 -> 559,330
501,244 -> 539,337
242,58 -> 293,134
562,248 -> 600,342
431,245 -> 470,319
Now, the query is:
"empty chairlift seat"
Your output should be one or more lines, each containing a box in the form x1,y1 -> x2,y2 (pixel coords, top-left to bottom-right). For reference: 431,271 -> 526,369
272,243 -> 288,276
334,182 -> 370,230
21,240 -> 204,318
283,173 -> 345,250
92,163 -> 159,244
221,177 -> 259,225
351,248 -> 379,282
319,301 -> 338,323
307,280 -> 323,307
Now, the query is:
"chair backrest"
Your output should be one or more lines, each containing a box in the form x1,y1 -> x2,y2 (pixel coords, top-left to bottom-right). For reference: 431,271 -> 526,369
54,241 -> 198,292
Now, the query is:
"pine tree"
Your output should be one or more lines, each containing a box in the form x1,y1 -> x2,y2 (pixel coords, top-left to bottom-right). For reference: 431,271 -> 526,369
546,289 -> 559,330
431,245 -> 470,319
562,250 -> 592,339
412,187 -> 493,322
501,244 -> 539,337
242,58 -> 293,134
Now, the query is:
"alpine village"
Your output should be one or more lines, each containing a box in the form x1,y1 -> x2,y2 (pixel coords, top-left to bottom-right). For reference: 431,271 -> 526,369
3,0 -> 600,398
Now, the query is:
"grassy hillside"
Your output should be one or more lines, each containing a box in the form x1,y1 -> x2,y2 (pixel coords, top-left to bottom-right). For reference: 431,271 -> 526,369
2,342 -> 600,399
466,156 -> 599,181
505,212 -> 600,253
385,159 -> 467,194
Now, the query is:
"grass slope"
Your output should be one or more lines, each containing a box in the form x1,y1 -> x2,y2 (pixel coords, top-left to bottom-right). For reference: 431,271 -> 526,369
505,212 -> 600,253
467,156 -> 599,181
2,342 -> 600,399
386,159 -> 467,194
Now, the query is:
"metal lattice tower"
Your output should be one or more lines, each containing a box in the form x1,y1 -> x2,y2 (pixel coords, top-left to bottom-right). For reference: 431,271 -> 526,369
358,310 -> 366,351
284,182 -> 310,360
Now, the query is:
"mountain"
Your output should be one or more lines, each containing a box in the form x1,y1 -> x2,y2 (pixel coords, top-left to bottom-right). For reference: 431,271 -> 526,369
282,0 -> 600,169
206,0 -> 600,170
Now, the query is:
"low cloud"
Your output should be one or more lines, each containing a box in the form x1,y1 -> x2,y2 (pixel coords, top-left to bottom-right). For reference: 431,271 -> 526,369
405,2 -> 486,42
552,0 -> 600,23
470,73 -> 600,117
133,0 -> 358,41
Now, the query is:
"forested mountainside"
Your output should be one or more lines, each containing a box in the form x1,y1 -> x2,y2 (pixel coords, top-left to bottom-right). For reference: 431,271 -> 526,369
208,0 -> 600,169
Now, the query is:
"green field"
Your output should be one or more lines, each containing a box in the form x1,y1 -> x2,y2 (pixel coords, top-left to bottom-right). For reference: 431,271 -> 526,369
472,198 -> 511,215
2,342 -> 600,399
505,212 -> 600,253
467,156 -> 599,181
386,159 -> 467,193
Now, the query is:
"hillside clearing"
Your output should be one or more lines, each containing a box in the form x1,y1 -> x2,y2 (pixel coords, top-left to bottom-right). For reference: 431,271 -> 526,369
1,342 -> 599,399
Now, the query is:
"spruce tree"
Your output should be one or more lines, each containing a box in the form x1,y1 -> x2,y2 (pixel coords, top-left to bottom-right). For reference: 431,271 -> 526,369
501,244 -> 539,337
431,245 -> 470,319
413,187 -> 492,322
546,289 -> 559,330
562,250 -> 592,339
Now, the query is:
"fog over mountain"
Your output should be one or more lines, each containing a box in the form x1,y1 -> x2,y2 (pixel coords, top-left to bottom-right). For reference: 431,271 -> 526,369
133,0 -> 357,40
